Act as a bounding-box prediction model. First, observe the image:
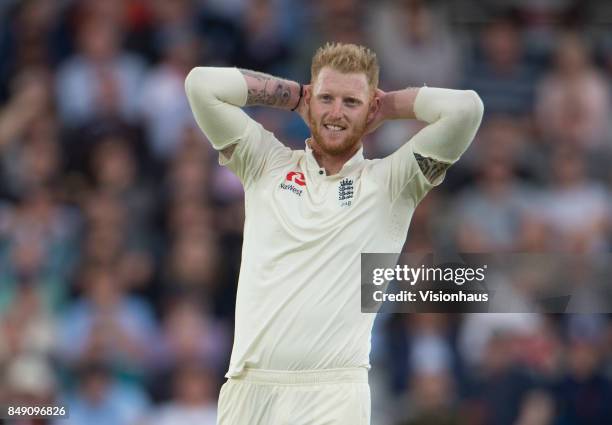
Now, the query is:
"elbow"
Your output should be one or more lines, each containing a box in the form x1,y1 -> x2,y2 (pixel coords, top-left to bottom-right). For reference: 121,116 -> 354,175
185,67 -> 216,107
466,90 -> 484,122
184,67 -> 203,98
454,90 -> 484,128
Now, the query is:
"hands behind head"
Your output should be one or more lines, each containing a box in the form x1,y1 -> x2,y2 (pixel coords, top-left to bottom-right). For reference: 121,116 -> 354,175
294,85 -> 387,136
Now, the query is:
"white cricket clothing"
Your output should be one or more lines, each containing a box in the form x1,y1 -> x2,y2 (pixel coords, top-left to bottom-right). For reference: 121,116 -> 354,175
184,65 -> 483,387
184,67 -> 249,150
217,368 -> 370,425
221,119 -> 437,377
412,87 -> 484,163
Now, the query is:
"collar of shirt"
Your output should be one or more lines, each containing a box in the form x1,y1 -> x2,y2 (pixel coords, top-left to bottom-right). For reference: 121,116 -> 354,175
304,138 -> 364,181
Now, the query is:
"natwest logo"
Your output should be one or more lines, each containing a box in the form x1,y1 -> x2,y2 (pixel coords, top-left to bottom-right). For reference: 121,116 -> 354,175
286,171 -> 306,186
280,171 -> 305,197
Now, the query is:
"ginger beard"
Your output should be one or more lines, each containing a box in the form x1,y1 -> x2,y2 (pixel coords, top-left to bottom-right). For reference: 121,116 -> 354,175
307,103 -> 368,157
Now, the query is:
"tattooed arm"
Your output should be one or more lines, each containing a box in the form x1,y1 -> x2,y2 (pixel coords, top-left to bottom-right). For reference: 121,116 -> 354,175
413,152 -> 451,184
184,67 -> 305,151
363,87 -> 419,135
239,69 -> 302,110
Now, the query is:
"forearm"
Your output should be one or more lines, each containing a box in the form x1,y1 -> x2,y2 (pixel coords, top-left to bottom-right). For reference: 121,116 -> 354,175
239,69 -> 301,110
380,87 -> 421,120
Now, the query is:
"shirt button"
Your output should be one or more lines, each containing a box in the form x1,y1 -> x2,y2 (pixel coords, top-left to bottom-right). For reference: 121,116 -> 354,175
319,170 -> 324,175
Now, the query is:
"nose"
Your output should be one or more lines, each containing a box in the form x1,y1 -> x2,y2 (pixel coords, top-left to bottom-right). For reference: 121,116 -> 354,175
328,99 -> 343,119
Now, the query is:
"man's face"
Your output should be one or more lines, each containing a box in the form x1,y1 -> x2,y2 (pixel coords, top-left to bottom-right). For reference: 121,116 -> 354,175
307,67 -> 372,156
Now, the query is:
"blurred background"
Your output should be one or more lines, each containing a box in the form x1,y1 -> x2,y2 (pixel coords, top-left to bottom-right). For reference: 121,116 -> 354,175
0,0 -> 611,424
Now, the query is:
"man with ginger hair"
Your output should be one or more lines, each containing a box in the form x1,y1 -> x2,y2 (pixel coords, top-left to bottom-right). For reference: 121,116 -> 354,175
185,42 -> 483,424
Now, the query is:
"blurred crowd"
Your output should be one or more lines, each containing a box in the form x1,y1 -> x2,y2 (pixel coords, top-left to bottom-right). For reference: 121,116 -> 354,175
0,0 -> 611,424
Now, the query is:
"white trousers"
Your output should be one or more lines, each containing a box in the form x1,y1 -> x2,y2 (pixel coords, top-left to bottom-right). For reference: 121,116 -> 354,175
217,368 -> 371,425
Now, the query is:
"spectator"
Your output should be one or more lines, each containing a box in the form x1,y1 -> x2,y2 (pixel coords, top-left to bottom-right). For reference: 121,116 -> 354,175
5,354 -> 58,407
150,362 -> 217,425
55,15 -> 146,126
0,186 -> 80,313
462,332 -> 537,425
162,231 -> 221,302
139,29 -> 202,158
368,0 -> 463,88
463,13 -> 538,118
395,370 -> 461,425
235,0 -> 293,74
0,67 -> 54,151
554,316 -> 612,424
535,32 -> 611,150
88,134 -> 155,238
57,263 -> 158,375
80,190 -> 154,291
458,313 -> 544,369
154,296 -> 229,371
453,135 -> 533,252
164,152 -> 211,204
0,0 -> 63,97
539,146 -> 609,252
0,282 -> 58,362
57,362 -> 150,425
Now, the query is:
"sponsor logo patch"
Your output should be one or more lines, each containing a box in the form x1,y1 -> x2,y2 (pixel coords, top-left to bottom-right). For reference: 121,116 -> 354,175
280,171 -> 306,196
286,171 -> 306,186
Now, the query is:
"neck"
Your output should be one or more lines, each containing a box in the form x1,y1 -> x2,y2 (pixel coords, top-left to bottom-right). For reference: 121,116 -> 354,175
308,138 -> 361,175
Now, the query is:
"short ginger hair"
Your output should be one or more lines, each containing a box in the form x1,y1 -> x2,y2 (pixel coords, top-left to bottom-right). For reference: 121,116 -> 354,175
311,42 -> 379,92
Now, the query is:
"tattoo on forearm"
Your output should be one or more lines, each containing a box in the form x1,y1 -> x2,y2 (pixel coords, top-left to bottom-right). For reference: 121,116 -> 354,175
414,152 -> 451,183
220,144 -> 236,160
240,69 -> 294,108
240,69 -> 268,82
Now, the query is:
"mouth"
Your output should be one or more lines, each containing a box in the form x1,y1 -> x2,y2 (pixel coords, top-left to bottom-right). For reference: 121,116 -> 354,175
323,123 -> 347,133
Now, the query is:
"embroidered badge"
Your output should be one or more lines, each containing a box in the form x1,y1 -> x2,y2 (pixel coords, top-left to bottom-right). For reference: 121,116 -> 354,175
338,178 -> 354,207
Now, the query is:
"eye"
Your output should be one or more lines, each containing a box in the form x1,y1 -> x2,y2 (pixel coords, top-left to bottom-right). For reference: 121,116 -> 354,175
320,94 -> 332,102
344,98 -> 360,107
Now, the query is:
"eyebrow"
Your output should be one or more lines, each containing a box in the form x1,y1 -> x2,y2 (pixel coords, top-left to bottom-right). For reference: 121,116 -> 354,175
317,93 -> 364,103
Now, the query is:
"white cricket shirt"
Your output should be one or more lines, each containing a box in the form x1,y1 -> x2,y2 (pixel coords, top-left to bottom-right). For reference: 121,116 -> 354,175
222,118 -> 436,377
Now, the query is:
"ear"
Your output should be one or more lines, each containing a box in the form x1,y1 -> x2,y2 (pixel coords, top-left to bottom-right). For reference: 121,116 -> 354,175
303,85 -> 312,104
367,93 -> 381,122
